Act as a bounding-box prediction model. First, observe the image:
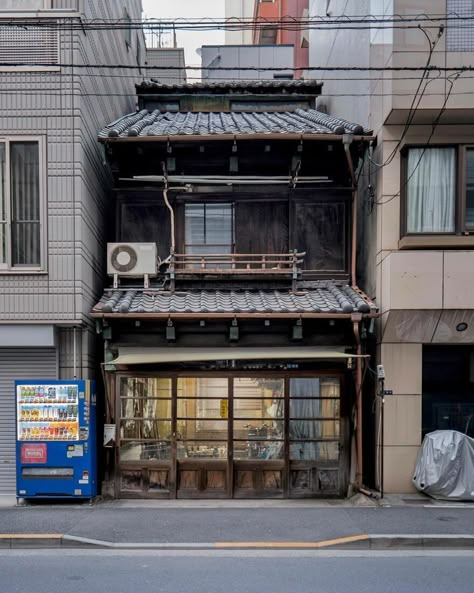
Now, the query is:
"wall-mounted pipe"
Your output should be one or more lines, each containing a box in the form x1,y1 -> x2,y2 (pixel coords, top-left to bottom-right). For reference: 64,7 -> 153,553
162,163 -> 176,252
353,318 -> 363,488
343,134 -> 358,286
73,326 -> 77,379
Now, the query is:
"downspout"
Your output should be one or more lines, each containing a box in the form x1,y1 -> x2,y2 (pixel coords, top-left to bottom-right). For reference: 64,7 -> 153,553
162,161 -> 176,252
73,326 -> 77,379
343,133 -> 357,286
352,315 -> 363,489
345,135 -> 366,488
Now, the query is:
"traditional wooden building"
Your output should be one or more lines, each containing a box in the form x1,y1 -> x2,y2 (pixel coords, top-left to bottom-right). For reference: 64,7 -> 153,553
92,81 -> 377,499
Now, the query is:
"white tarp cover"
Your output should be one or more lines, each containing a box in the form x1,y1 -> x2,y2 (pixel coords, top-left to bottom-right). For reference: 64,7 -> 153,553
413,430 -> 474,501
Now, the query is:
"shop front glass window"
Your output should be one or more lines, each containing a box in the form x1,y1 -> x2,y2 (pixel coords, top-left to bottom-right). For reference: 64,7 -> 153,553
177,377 -> 228,459
289,378 -> 340,461
233,378 -> 284,460
119,377 -> 172,462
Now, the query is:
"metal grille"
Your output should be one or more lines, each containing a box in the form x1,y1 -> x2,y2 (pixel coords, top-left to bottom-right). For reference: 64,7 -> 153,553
447,0 -> 474,52
0,348 -> 57,495
0,21 -> 59,65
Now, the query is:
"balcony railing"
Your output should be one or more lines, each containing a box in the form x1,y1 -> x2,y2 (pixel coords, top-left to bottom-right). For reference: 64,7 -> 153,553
166,251 -> 305,291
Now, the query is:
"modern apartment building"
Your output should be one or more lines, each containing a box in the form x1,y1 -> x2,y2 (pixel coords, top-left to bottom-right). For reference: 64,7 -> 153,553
0,0 -> 145,495
225,0 -> 255,45
309,0 -> 474,492
224,0 -> 309,78
201,44 -> 294,80
145,48 -> 186,85
254,0 -> 309,77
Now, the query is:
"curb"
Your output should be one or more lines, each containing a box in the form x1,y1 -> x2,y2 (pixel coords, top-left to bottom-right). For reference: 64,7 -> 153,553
2,533 -> 474,550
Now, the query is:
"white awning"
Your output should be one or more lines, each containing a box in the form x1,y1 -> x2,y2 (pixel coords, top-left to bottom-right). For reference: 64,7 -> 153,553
110,347 -> 367,366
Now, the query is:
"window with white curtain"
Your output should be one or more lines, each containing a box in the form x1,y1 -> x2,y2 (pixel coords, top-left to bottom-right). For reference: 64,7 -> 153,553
405,145 -> 474,235
0,139 -> 43,269
406,147 -> 456,234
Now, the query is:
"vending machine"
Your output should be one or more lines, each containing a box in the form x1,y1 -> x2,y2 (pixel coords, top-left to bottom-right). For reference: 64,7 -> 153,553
15,380 -> 97,500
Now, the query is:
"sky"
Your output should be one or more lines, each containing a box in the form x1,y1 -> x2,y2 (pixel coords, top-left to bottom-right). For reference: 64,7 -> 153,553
141,0 -> 226,79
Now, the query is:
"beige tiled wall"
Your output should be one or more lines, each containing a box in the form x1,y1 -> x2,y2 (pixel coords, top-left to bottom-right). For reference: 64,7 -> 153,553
379,343 -> 422,492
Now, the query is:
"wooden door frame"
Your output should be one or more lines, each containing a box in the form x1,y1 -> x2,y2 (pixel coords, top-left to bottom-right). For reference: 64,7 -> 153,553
113,369 -> 348,499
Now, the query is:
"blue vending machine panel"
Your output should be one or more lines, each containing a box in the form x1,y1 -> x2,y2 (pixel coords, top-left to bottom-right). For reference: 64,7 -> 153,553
15,380 -> 97,500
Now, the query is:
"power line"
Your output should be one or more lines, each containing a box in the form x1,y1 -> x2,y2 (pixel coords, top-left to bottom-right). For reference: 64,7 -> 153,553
0,62 -> 473,72
375,71 -> 461,208
2,13 -> 474,31
369,25 -> 444,170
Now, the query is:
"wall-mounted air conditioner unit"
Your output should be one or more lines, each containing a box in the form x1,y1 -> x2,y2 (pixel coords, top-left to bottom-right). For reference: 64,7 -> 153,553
107,243 -> 157,287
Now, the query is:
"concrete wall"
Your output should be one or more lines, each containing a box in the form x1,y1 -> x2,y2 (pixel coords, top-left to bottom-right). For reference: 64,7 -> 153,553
308,0 -> 371,127
201,44 -> 294,80
146,48 -> 186,84
0,0 -> 144,377
225,0 -> 255,45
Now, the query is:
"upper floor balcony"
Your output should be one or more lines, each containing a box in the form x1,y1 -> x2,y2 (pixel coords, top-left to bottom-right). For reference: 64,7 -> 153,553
166,250 -> 306,291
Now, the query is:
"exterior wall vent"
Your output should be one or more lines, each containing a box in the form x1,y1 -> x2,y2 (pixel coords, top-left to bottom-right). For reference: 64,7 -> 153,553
0,21 -> 59,65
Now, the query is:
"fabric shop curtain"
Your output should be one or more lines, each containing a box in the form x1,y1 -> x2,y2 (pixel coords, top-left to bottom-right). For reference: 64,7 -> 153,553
406,147 -> 455,233
289,378 -> 323,461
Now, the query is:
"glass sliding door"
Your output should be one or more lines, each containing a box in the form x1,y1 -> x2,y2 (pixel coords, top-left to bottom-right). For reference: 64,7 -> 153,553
176,378 -> 229,497
118,377 -> 173,497
289,378 -> 342,496
115,373 -> 346,499
233,378 -> 285,497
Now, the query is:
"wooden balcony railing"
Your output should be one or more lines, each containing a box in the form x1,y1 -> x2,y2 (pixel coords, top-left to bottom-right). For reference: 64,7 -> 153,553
166,251 -> 306,291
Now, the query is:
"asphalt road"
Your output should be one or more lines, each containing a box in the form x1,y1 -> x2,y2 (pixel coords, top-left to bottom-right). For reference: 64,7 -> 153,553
1,549 -> 473,593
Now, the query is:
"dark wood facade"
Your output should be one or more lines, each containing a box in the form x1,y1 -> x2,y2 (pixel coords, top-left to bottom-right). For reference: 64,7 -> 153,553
96,83 -> 374,499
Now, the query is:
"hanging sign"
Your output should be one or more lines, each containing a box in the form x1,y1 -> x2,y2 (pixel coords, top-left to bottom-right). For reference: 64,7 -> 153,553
103,424 -> 116,447
220,400 -> 228,418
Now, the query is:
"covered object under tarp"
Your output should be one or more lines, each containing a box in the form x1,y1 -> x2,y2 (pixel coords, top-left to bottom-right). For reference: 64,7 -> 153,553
413,430 -> 474,501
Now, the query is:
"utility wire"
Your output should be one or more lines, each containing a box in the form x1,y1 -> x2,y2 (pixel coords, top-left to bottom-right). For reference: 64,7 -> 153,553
0,62 -> 472,72
369,25 -> 445,169
375,70 -> 461,207
2,13 -> 474,30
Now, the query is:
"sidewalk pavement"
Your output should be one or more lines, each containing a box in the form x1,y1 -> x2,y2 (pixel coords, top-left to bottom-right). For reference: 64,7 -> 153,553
0,492 -> 473,550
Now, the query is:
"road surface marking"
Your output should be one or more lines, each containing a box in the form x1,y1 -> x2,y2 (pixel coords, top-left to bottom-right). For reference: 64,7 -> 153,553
214,534 -> 369,549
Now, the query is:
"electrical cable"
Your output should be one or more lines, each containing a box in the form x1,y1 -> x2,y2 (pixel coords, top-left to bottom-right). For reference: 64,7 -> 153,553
369,24 -> 444,170
375,70 -> 461,207
2,12 -> 474,31
0,61 -> 472,72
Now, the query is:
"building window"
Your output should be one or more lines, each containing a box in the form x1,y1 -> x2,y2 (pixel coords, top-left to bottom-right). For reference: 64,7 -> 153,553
0,139 -> 43,269
259,26 -> 278,45
446,0 -> 474,52
404,146 -> 474,235
184,203 -> 234,255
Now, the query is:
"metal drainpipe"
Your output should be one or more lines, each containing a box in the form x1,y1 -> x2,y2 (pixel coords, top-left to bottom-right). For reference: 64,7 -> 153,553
353,317 -> 363,488
73,326 -> 77,379
162,162 -> 176,253
343,134 -> 357,286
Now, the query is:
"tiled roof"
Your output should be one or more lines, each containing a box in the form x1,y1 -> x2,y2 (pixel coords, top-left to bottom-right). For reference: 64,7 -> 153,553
92,284 -> 375,316
137,80 -> 323,93
98,108 -> 369,140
